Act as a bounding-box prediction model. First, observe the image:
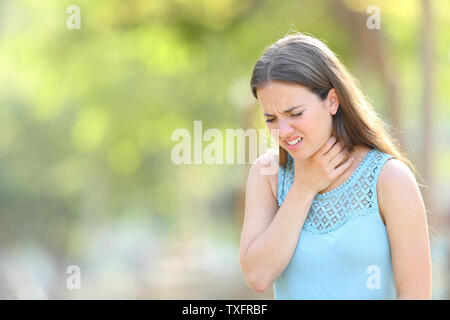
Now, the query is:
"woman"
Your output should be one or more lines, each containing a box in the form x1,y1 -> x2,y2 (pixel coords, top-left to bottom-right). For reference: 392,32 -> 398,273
239,32 -> 432,299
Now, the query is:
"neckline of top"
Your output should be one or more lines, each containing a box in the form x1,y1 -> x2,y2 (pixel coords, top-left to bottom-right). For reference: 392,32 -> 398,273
285,148 -> 377,199
314,148 -> 376,199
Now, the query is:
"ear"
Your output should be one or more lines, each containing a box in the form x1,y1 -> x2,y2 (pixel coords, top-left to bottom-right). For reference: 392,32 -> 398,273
326,88 -> 340,115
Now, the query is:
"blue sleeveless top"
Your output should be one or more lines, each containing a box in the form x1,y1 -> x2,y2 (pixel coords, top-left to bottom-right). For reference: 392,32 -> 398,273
274,148 -> 397,299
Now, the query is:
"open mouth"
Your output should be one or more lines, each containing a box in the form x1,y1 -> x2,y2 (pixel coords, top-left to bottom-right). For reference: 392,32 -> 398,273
285,137 -> 303,149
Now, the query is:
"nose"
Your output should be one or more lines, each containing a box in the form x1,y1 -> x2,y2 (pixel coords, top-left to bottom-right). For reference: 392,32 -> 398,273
278,119 -> 294,139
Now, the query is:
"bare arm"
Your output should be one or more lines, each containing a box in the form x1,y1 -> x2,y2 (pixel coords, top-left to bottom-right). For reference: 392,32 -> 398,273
378,159 -> 432,299
240,137 -> 353,293
240,159 -> 316,292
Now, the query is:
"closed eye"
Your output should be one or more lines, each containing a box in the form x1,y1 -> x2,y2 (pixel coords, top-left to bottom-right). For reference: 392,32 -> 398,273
265,111 -> 303,123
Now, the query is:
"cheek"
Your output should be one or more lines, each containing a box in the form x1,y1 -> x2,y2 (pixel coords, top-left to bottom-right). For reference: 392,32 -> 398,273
294,114 -> 312,133
304,110 -> 330,131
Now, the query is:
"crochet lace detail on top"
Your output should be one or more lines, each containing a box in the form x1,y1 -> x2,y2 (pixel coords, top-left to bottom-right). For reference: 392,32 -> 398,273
277,149 -> 393,234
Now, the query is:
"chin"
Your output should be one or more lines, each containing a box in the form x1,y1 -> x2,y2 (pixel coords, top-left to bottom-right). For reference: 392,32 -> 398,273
287,147 -> 315,161
286,149 -> 305,160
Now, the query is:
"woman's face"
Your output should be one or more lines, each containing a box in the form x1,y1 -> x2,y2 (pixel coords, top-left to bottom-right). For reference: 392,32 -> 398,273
256,81 -> 339,160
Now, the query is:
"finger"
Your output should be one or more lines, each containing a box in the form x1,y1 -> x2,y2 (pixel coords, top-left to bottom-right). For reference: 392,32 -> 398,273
317,136 -> 337,157
330,147 -> 349,169
323,141 -> 345,162
331,155 -> 354,179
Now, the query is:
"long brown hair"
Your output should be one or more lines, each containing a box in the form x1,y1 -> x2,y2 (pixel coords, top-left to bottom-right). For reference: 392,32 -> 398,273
250,31 -> 416,176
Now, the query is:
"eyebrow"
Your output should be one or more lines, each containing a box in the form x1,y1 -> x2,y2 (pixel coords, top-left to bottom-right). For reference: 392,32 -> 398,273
263,105 -> 304,117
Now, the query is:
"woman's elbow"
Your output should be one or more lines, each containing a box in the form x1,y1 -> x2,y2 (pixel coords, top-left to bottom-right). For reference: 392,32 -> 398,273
240,252 -> 274,294
245,274 -> 270,293
240,263 -> 271,293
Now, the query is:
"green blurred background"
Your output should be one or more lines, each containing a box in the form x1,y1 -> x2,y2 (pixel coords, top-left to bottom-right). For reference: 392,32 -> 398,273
0,0 -> 448,299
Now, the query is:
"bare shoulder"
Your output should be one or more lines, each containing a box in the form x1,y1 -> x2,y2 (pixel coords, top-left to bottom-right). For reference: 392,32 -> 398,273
378,157 -> 423,221
248,152 -> 279,200
378,158 -> 416,188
